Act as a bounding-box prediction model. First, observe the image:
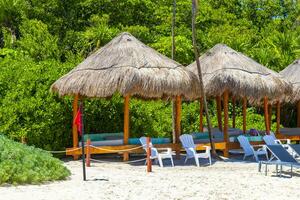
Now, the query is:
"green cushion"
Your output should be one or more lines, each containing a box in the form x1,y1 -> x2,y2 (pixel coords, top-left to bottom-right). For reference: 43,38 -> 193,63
83,132 -> 124,142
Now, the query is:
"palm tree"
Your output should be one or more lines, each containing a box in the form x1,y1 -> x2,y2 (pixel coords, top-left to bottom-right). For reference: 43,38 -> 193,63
191,0 -> 218,157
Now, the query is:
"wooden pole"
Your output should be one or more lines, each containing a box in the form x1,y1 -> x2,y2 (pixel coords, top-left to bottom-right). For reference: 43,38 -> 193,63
86,138 -> 91,167
268,104 -> 272,128
242,96 -> 247,134
264,97 -> 270,135
199,97 -> 204,132
232,96 -> 236,128
223,90 -> 229,157
123,95 -> 130,161
72,94 -> 79,160
276,101 -> 281,135
216,96 -> 223,131
146,137 -> 152,172
297,101 -> 300,127
175,95 -> 182,158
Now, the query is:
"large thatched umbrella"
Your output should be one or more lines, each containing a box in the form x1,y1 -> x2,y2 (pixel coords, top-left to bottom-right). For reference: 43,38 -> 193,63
52,32 -> 199,99
187,44 -> 291,103
51,32 -> 200,160
187,44 -> 292,154
280,59 -> 300,127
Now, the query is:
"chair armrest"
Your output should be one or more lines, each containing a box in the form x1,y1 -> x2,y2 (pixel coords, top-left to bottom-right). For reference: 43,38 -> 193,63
202,145 -> 211,154
156,148 -> 172,154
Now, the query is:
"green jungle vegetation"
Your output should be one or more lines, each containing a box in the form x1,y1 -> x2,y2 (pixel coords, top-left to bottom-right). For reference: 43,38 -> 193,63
0,135 -> 70,185
0,0 -> 299,150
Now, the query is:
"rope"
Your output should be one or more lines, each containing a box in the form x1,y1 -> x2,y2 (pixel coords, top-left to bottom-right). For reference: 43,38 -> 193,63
90,145 -> 144,152
90,158 -> 146,164
45,147 -> 82,154
44,144 -> 145,154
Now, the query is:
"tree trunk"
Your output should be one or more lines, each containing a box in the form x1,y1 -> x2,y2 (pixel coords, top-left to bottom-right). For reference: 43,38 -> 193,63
171,0 -> 177,143
191,0 -> 219,158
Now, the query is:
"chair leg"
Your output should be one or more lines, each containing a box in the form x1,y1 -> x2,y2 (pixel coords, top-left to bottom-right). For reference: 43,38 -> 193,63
208,155 -> 212,166
195,156 -> 200,167
254,154 -> 259,162
170,157 -> 174,167
258,162 -> 262,172
265,163 -> 268,176
158,156 -> 163,167
184,156 -> 188,164
265,152 -> 269,161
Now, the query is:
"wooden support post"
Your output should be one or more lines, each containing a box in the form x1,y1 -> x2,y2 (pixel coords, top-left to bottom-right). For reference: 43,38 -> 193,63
123,95 -> 130,161
297,101 -> 300,127
86,139 -> 91,167
232,96 -> 236,128
242,96 -> 247,134
175,95 -> 182,159
72,94 -> 79,160
146,137 -> 152,172
268,104 -> 272,128
223,90 -> 229,157
199,97 -> 204,132
264,97 -> 270,135
216,96 -> 223,131
276,101 -> 281,135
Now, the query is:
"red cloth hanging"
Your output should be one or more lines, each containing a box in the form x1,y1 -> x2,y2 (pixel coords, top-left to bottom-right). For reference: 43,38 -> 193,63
74,109 -> 82,136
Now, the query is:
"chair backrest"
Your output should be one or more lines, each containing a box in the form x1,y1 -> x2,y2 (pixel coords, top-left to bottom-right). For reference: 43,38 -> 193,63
263,135 -> 277,145
139,137 -> 158,157
179,134 -> 196,157
266,145 -> 298,163
237,135 -> 253,155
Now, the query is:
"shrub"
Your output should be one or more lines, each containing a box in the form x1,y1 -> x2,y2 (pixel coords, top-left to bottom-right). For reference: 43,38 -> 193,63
0,135 -> 70,185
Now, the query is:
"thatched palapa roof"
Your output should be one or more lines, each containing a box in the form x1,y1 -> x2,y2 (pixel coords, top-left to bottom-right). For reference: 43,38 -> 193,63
280,59 -> 300,103
187,44 -> 292,103
51,32 -> 200,99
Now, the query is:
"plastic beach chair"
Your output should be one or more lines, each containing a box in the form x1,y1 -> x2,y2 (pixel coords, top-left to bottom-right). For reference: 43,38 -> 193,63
139,137 -> 174,167
179,134 -> 211,166
258,145 -> 300,177
237,135 -> 268,162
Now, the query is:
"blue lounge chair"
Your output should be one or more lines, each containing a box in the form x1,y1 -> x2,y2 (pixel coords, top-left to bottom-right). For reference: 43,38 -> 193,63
258,145 -> 300,177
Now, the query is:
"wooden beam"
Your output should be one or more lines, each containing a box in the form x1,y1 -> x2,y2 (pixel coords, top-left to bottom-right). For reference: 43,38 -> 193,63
123,95 -> 130,161
199,97 -> 204,132
297,101 -> 300,127
175,95 -> 182,158
268,104 -> 272,128
264,97 -> 270,135
232,96 -> 236,128
276,101 -> 281,135
223,90 -> 229,157
146,137 -> 152,172
216,96 -> 223,131
72,95 -> 79,160
242,96 -> 247,134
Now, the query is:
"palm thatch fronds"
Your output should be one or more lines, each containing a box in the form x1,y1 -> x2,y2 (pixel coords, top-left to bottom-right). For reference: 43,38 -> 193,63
280,59 -> 300,103
51,32 -> 201,99
187,44 -> 292,104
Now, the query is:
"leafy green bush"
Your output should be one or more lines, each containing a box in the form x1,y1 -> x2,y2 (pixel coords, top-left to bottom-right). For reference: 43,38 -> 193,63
0,135 -> 70,185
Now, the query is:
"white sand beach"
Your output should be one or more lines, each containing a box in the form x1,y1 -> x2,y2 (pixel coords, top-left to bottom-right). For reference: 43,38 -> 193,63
1,156 -> 300,200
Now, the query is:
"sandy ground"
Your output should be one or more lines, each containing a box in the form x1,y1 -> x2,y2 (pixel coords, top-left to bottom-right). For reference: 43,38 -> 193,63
0,155 -> 300,200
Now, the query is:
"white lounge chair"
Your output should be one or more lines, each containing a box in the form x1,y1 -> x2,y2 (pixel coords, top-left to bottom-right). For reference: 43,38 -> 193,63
139,137 -> 174,167
179,134 -> 211,166
237,135 -> 268,162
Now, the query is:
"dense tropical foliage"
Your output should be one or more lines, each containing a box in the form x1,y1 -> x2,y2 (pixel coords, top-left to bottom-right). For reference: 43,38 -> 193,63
0,135 -> 70,185
0,0 -> 299,150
